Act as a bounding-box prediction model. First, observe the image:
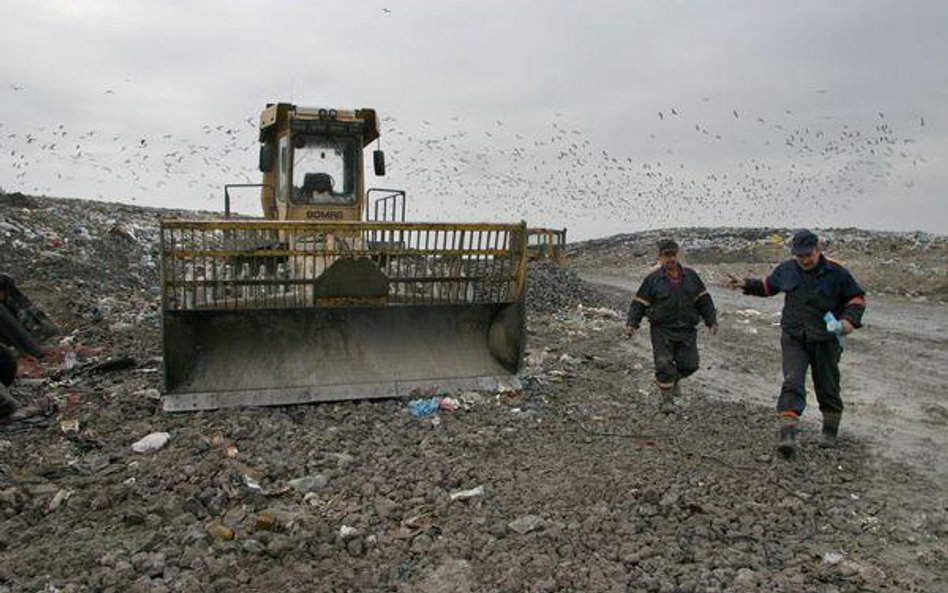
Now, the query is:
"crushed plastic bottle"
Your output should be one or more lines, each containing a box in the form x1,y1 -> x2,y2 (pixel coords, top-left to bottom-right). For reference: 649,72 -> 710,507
823,312 -> 847,349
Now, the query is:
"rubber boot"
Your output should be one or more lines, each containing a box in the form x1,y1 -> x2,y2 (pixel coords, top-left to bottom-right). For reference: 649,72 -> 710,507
820,411 -> 841,448
0,383 -> 17,422
659,386 -> 676,415
777,414 -> 798,458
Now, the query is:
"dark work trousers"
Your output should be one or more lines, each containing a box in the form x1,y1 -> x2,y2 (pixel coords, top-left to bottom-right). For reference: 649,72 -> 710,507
778,333 -> 843,416
649,326 -> 699,388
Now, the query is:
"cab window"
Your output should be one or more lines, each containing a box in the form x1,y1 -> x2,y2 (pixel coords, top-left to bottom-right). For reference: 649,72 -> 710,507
291,137 -> 357,205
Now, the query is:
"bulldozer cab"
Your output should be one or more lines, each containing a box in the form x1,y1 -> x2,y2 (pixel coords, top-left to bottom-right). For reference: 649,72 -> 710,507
258,104 -> 381,223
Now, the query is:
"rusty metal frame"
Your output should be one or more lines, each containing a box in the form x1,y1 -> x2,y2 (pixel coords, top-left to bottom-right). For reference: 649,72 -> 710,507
526,227 -> 568,265
160,220 -> 528,311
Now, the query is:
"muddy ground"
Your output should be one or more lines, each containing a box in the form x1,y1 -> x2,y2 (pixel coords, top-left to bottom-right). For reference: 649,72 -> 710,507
1,195 -> 947,592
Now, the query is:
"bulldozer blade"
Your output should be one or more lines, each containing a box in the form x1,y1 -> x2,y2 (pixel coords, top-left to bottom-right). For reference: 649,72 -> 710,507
162,301 -> 524,411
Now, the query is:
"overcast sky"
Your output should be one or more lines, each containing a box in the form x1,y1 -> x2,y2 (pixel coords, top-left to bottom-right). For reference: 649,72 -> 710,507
1,0 -> 945,240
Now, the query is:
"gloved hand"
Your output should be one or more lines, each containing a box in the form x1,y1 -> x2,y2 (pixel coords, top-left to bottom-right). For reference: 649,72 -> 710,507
624,323 -> 637,338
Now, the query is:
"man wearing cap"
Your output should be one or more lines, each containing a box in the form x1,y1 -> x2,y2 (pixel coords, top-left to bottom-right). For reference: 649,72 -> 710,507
626,239 -> 718,414
728,229 -> 866,457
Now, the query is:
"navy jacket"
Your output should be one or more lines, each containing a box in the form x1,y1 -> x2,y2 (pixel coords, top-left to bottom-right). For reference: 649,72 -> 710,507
627,265 -> 717,331
743,255 -> 866,341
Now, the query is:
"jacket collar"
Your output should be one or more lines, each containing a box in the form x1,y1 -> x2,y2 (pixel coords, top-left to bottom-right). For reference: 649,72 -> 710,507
660,262 -> 683,279
795,254 -> 827,274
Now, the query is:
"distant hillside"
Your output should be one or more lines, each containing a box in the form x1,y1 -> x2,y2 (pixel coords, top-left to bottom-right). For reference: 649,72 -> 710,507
568,227 -> 948,298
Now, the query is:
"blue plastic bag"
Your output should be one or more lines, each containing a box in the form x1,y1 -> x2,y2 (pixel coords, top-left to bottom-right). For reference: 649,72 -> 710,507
407,397 -> 440,418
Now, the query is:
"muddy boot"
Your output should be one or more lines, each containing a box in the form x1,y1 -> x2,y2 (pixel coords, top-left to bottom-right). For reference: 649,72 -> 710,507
820,411 -> 841,448
777,414 -> 798,458
0,383 -> 17,423
659,387 -> 676,415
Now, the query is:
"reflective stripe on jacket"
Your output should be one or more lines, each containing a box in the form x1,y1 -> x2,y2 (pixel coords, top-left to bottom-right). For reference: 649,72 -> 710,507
743,255 -> 865,340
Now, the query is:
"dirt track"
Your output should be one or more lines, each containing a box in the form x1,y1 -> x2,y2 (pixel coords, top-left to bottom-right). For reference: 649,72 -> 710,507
583,273 -> 948,490
1,196 -> 947,592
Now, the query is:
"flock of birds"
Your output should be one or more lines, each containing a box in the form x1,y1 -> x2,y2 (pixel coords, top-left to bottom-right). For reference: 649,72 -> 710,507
0,84 -> 930,235
382,102 -> 927,231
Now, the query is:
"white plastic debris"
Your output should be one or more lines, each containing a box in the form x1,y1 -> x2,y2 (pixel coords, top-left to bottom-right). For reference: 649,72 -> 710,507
339,525 -> 361,540
131,432 -> 171,453
577,304 -> 620,319
133,388 -> 162,400
822,552 -> 844,565
47,489 -> 73,511
449,485 -> 486,501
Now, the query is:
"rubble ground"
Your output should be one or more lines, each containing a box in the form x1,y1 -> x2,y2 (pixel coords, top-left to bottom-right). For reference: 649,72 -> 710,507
1,195 -> 946,593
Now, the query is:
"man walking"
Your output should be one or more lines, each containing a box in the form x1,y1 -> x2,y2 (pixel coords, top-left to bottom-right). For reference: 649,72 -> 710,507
626,239 -> 718,414
728,229 -> 866,457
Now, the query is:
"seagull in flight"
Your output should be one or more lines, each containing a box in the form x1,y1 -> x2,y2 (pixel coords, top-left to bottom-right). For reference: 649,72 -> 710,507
382,7 -> 391,15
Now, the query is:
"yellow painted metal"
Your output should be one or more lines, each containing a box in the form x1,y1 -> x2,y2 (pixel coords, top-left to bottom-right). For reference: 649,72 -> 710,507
526,227 -> 568,265
160,219 -> 529,409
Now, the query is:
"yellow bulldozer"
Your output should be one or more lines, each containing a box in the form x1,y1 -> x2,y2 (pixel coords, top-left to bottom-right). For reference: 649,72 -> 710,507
160,103 -> 532,411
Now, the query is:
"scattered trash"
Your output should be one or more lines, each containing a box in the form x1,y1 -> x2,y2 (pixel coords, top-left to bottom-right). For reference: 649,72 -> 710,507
407,397 -> 440,418
47,488 -> 73,512
338,525 -> 361,540
449,485 -> 486,501
88,355 -> 136,374
131,431 -> 170,453
496,378 -> 519,393
59,417 -> 80,434
439,397 -> 461,411
458,391 -> 485,407
576,304 -> 620,319
133,388 -> 162,400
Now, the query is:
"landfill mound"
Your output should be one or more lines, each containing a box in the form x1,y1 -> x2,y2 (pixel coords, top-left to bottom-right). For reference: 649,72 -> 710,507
570,226 -> 948,299
526,260 -> 623,315
1,194 -> 946,593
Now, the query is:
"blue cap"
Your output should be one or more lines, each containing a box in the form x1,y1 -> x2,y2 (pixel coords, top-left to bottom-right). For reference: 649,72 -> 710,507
791,230 -> 819,255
